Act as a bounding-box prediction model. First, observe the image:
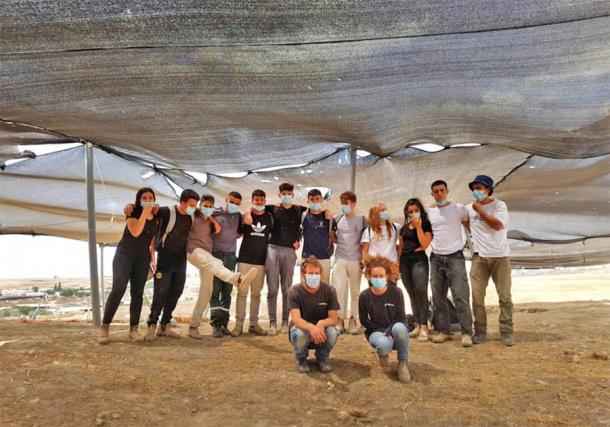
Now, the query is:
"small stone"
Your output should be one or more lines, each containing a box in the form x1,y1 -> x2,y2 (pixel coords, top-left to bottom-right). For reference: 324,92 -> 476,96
28,398 -> 40,404
349,408 -> 368,418
571,354 -> 581,363
563,349 -> 577,355
535,379 -> 549,386
593,351 -> 609,360
111,413 -> 120,420
94,418 -> 105,426
337,411 -> 349,421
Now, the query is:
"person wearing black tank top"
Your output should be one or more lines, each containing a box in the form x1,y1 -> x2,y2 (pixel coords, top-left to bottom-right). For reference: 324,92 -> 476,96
99,188 -> 158,344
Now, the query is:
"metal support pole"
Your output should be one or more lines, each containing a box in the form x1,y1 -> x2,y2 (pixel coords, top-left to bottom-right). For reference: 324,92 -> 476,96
349,147 -> 357,192
99,244 -> 105,312
86,143 -> 101,327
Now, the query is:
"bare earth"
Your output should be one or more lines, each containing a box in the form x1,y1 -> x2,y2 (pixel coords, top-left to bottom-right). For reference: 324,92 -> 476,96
1,300 -> 609,427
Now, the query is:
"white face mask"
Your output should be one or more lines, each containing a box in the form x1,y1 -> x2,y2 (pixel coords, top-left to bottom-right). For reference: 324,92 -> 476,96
408,211 -> 421,222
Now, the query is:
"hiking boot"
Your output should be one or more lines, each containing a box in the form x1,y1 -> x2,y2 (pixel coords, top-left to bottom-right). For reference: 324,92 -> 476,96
462,334 -> 473,347
249,324 -> 267,336
98,324 -> 110,345
129,326 -> 144,342
473,333 -> 487,344
417,326 -> 429,342
221,325 -> 230,336
296,358 -> 311,373
280,321 -> 289,334
238,267 -> 258,290
161,324 -> 181,339
398,362 -> 412,383
336,318 -> 344,334
230,324 -> 243,337
317,358 -> 333,373
267,322 -> 278,336
143,324 -> 157,342
409,324 -> 420,338
502,333 -> 515,347
432,332 -> 450,344
188,327 -> 203,340
212,325 -> 223,338
378,354 -> 391,372
348,317 -> 360,335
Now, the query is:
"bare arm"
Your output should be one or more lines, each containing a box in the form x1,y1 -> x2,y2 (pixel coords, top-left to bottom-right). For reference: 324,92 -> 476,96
316,310 -> 338,328
397,235 -> 404,257
126,205 -> 153,237
243,207 -> 253,226
361,242 -> 370,262
291,308 -> 327,344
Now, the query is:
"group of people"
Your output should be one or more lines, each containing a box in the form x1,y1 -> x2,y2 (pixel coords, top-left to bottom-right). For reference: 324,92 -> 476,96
98,175 -> 514,383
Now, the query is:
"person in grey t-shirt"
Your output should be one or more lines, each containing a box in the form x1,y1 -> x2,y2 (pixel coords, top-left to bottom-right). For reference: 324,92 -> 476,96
330,191 -> 366,335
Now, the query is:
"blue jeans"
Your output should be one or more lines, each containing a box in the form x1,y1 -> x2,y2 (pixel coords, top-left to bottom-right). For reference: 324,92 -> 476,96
368,322 -> 410,362
289,326 -> 339,361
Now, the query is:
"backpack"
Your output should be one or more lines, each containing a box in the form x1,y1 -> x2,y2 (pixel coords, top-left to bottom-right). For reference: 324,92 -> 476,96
154,205 -> 193,250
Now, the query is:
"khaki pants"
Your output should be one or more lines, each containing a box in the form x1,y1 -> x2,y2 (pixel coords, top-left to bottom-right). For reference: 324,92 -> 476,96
235,263 -> 266,327
187,248 -> 239,328
319,259 -> 331,285
470,255 -> 513,335
331,259 -> 363,322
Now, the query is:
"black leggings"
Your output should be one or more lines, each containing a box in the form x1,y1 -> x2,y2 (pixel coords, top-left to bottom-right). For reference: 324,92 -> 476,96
399,254 -> 430,326
102,248 -> 150,326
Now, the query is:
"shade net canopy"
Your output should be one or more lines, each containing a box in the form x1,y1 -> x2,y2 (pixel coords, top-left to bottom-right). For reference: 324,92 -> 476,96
1,1 -> 609,267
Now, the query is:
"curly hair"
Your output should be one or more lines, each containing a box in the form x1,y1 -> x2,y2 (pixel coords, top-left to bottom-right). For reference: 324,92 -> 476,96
364,256 -> 399,282
300,256 -> 323,274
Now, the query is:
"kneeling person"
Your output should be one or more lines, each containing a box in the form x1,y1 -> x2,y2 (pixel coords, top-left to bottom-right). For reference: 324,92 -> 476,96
359,256 -> 411,383
288,257 -> 340,373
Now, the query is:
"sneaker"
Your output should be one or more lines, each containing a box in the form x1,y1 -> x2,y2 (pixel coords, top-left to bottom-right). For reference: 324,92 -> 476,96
336,318 -> 344,334
129,326 -> 144,342
143,325 -> 157,342
267,322 -> 278,336
432,332 -> 450,344
188,327 -> 203,340
473,333 -> 487,344
230,325 -> 243,337
502,333 -> 515,347
212,325 -> 223,338
296,358 -> 311,373
98,325 -> 110,345
249,325 -> 267,336
348,317 -> 359,335
378,354 -> 391,372
221,325 -> 230,336
280,321 -> 289,334
409,324 -> 420,339
417,326 -> 429,342
462,334 -> 473,347
163,325 -> 182,339
398,362 -> 412,383
317,358 -> 333,373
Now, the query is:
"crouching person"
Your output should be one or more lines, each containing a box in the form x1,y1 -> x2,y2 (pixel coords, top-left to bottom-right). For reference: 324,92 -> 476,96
288,257 -> 340,373
359,256 -> 411,383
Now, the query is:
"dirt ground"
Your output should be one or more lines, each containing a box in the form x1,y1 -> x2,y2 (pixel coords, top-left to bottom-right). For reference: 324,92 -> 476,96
1,301 -> 609,427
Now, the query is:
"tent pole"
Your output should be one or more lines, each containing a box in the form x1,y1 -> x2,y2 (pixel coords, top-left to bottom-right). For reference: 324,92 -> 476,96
99,244 -> 105,312
86,142 -> 101,327
350,147 -> 357,192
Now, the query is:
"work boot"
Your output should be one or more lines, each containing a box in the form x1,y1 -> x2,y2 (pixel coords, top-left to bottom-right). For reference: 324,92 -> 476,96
143,324 -> 157,342
221,325 -> 230,336
188,327 -> 203,340
212,325 -> 223,338
129,325 -> 144,342
267,322 -> 278,336
378,354 -> 391,372
417,325 -> 429,342
280,321 -> 289,334
409,324 -> 420,338
473,333 -> 487,344
230,324 -> 243,337
462,334 -> 473,347
432,332 -> 450,344
398,362 -> 412,383
336,318 -> 344,334
98,324 -> 110,345
502,333 -> 515,347
317,358 -> 333,373
158,324 -> 181,338
296,358 -> 311,373
348,317 -> 360,335
249,324 -> 267,336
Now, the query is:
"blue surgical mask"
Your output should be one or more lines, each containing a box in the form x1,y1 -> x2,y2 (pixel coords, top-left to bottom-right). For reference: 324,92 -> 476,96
309,203 -> 321,211
371,277 -> 387,289
202,207 -> 214,217
341,204 -> 351,214
435,199 -> 449,207
252,204 -> 266,212
472,190 -> 486,201
185,206 -> 196,216
227,202 -> 240,214
379,211 -> 390,221
305,274 -> 321,288
280,194 -> 293,204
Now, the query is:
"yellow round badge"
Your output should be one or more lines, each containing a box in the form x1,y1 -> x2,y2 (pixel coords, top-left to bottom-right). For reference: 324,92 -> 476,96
155,272 -> 163,280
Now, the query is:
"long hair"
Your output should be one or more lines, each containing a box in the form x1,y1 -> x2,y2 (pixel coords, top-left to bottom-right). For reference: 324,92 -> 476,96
364,256 -> 400,282
367,203 -> 393,238
403,197 -> 431,230
134,187 -> 156,208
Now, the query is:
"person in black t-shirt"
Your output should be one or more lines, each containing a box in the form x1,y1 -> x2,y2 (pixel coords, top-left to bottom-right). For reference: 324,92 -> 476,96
397,198 -> 433,342
359,256 -> 412,383
287,257 -> 340,373
98,187 -> 158,345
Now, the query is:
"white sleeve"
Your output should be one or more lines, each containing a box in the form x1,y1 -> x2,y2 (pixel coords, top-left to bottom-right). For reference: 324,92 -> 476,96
495,201 -> 509,227
458,203 -> 469,221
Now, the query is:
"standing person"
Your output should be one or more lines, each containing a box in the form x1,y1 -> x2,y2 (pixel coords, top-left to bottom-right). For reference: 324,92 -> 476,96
331,191 -> 366,334
359,256 -> 411,383
288,257 -> 340,373
466,175 -> 514,346
361,203 -> 400,264
231,189 -> 273,337
209,191 -> 244,337
145,189 -> 200,340
301,188 -> 334,284
99,188 -> 158,344
397,198 -> 433,342
186,194 -> 257,340
428,180 -> 473,347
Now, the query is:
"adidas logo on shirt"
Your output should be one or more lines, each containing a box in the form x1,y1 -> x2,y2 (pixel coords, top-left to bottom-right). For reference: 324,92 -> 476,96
251,222 -> 267,237
384,303 -> 396,307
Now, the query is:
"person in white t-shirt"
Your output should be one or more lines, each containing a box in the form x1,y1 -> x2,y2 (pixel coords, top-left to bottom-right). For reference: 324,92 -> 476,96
427,180 -> 473,347
361,203 -> 400,265
466,175 -> 514,347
